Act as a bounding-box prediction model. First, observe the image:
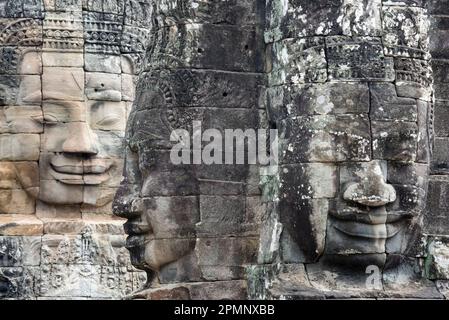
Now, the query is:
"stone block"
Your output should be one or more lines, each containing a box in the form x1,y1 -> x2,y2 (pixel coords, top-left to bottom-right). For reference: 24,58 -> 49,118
39,180 -> 84,205
0,236 -> 41,267
85,72 -> 122,102
147,24 -> 263,73
36,201 -> 81,220
0,267 -> 38,299
370,83 -> 417,121
279,198 -> 328,263
395,58 -> 432,101
195,237 -> 258,280
326,36 -> 395,81
121,74 -> 135,101
19,50 -> 42,75
142,196 -> 199,239
42,67 -> 85,101
382,6 -> 430,60
372,121 -> 418,162
85,53 -> 121,74
267,83 -> 369,120
0,215 -> 43,236
0,106 -> 43,134
96,130 -> 125,158
0,76 -> 20,106
279,114 -> 371,163
432,60 -> 449,100
269,37 -> 327,85
17,75 -> 42,105
429,0 -> 449,14
0,134 -> 40,161
197,195 -> 249,236
87,100 -> 127,132
431,138 -> 449,174
0,188 -> 35,214
425,176 -> 449,235
435,100 -> 449,137
42,100 -> 87,123
42,51 -> 84,67
136,69 -> 262,109
280,163 -> 337,200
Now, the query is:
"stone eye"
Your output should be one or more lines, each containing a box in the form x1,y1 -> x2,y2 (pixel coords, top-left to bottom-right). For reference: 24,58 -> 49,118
32,114 -> 59,125
96,115 -> 120,127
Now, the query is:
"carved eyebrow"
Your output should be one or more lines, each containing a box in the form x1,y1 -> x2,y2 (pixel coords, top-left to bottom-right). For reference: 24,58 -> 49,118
44,100 -> 84,109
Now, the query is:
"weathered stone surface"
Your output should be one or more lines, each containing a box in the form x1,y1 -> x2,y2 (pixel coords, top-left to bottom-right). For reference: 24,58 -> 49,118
0,134 -> 40,160
42,67 -> 84,101
326,36 -> 395,81
426,237 -> 449,280
372,121 -> 418,162
279,115 -> 371,163
85,53 -> 121,74
0,105 -> 43,133
146,24 -> 264,73
0,215 -> 43,236
383,6 -> 430,60
370,83 -> 417,121
42,51 -> 84,67
268,37 -> 327,85
435,100 -> 449,137
0,236 -> 41,266
425,176 -> 449,235
267,83 -> 369,120
265,0 -> 382,42
249,0 -> 441,301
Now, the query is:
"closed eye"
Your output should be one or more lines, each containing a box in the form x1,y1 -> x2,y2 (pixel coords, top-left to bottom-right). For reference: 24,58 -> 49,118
31,114 -> 59,125
96,115 -> 121,127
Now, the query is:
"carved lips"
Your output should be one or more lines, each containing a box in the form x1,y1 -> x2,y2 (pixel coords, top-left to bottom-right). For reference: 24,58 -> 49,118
49,154 -> 112,185
330,207 -> 406,240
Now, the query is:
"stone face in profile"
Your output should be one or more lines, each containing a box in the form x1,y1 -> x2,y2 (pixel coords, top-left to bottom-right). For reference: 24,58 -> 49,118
113,0 -> 263,298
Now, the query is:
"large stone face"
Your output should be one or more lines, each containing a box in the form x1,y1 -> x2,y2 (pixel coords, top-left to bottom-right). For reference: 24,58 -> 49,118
112,0 -> 265,299
249,0 -> 449,300
0,0 -> 147,300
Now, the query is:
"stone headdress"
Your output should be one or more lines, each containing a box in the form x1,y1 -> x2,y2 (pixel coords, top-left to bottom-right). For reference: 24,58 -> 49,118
0,0 -> 152,76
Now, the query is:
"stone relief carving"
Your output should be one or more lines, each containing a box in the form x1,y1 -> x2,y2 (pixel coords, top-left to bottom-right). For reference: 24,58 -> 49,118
0,0 -> 148,299
249,0 -> 446,299
113,0 -> 265,299
1,0 -> 449,300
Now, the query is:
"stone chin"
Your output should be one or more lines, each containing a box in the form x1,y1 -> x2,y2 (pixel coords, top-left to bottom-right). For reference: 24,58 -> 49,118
125,233 -> 196,273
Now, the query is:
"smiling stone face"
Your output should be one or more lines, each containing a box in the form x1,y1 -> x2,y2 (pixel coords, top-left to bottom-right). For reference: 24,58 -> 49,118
260,1 -> 434,278
31,61 -> 130,206
271,82 -> 430,266
0,3 -> 149,211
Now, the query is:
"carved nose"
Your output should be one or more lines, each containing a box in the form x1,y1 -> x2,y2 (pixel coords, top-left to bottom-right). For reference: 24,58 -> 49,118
62,122 -> 99,155
343,179 -> 397,207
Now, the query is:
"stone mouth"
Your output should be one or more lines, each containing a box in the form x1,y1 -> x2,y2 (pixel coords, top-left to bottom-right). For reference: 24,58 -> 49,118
124,219 -> 152,236
48,156 -> 112,185
329,207 -> 410,224
332,219 -> 403,240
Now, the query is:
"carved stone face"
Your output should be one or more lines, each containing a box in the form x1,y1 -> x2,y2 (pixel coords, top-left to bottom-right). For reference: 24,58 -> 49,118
14,51 -> 133,206
275,82 -> 430,265
113,78 -> 199,275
